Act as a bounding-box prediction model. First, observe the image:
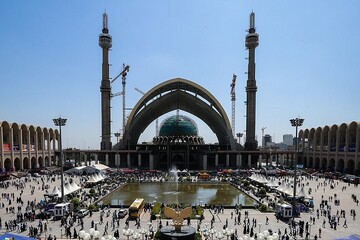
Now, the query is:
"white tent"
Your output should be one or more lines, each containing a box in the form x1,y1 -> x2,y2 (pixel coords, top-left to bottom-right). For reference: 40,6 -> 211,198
266,178 -> 279,188
86,173 -> 104,184
258,175 -> 269,184
249,173 -> 259,181
49,186 -> 61,197
296,187 -> 312,199
276,181 -> 287,192
70,181 -> 81,192
87,175 -> 98,183
65,166 -> 86,174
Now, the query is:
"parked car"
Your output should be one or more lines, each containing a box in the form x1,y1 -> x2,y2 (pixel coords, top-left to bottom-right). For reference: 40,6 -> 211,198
118,209 -> 128,219
76,209 -> 90,218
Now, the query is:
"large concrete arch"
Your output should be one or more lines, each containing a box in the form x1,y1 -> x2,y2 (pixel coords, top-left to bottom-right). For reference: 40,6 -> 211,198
123,78 -> 235,149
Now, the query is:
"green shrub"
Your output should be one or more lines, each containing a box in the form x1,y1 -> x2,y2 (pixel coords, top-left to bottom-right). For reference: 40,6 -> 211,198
88,204 -> 98,212
258,204 -> 267,212
89,188 -> 96,195
71,197 -> 81,210
151,202 -> 161,215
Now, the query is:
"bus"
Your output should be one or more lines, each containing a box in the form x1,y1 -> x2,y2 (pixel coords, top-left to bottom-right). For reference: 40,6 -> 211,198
129,198 -> 145,219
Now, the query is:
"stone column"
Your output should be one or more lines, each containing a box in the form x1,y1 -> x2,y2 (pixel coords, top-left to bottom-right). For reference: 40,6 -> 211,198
115,154 -> 119,167
127,153 -> 131,168
226,154 -> 229,168
95,154 -> 99,164
47,133 -> 51,167
247,154 -> 252,167
138,153 -> 142,167
149,154 -> 154,170
236,154 -> 240,167
19,129 -> 23,170
0,127 -> 4,170
202,155 -> 207,170
239,154 -> 242,167
35,130 -> 39,168
215,154 -> 218,167
41,131 -> 45,156
10,128 -> 14,169
105,154 -> 109,166
334,157 -> 339,172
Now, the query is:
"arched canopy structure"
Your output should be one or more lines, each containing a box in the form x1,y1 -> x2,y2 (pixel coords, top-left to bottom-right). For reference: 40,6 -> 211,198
123,78 -> 235,149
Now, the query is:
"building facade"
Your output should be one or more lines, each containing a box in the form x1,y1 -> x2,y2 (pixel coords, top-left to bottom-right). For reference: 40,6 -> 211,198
0,121 -> 58,171
299,122 -> 360,174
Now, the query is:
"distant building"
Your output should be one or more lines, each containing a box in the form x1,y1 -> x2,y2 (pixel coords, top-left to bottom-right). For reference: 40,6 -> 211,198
283,134 -> 293,146
264,134 -> 272,146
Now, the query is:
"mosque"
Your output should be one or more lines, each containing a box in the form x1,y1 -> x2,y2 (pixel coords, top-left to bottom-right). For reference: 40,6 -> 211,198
0,12 -> 360,174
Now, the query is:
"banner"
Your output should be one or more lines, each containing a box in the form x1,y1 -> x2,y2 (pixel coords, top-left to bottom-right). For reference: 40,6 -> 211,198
2,144 -> 10,151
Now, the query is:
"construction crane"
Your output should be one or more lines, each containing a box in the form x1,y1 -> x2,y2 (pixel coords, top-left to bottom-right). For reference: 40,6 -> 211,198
110,63 -> 130,135
230,73 -> 237,137
134,87 -> 159,136
261,127 -> 267,147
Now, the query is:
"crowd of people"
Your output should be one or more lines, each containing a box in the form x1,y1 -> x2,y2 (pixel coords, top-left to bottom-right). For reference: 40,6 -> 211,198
0,169 -> 359,239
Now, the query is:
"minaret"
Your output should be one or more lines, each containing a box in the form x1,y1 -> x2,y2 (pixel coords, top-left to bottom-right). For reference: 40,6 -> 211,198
99,12 -> 112,150
245,12 -> 259,150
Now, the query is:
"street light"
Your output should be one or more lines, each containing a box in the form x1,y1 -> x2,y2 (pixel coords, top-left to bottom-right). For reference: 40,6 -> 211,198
290,117 -> 304,219
114,132 -> 121,144
53,117 -> 67,202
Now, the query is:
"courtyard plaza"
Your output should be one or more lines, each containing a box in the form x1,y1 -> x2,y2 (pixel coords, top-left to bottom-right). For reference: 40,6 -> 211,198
0,171 -> 359,240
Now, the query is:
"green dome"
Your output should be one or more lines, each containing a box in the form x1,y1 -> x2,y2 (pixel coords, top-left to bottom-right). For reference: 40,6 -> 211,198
159,115 -> 198,137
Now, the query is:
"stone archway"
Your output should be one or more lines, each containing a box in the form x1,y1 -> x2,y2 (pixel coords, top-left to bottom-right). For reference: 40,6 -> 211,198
321,158 -> 327,171
315,158 -> 320,169
329,158 -> 335,172
31,157 -> 37,169
23,157 -> 30,169
337,159 -> 344,172
4,158 -> 12,172
347,159 -> 355,174
303,157 -> 308,168
308,157 -> 313,169
38,157 -> 44,168
45,156 -> 50,167
124,78 -> 234,150
14,158 -> 21,171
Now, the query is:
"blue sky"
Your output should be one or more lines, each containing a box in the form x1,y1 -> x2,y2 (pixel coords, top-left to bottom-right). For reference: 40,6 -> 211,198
1,1 -> 360,149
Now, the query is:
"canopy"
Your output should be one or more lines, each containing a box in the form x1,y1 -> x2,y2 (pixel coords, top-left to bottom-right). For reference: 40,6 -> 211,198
334,235 -> 360,240
0,233 -> 36,240
49,186 -> 61,197
297,187 -> 312,199
266,178 -> 279,188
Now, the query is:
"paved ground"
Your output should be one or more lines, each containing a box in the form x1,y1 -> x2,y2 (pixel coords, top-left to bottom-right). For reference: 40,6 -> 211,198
0,173 -> 359,239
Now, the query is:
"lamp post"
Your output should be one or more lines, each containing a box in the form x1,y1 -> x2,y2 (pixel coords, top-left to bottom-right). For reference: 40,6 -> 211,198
53,117 -> 67,202
114,132 -> 121,143
290,117 -> 304,219
236,133 -> 243,168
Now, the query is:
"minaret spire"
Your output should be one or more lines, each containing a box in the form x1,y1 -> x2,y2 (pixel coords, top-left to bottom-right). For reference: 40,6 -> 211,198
250,12 -> 255,30
244,12 -> 259,152
99,12 -> 112,150
103,11 -> 107,32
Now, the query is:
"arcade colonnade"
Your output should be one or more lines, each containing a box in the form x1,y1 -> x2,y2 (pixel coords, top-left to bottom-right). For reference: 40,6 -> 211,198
0,121 -> 59,171
299,121 -> 360,174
